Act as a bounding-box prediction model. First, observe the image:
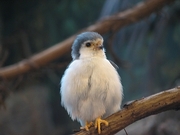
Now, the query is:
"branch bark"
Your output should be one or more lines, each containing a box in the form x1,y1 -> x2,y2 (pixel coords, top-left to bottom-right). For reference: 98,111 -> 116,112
75,86 -> 180,135
0,0 -> 174,79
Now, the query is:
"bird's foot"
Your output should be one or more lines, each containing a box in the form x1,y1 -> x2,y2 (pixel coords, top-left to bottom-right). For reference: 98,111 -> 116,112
95,117 -> 109,134
80,121 -> 93,131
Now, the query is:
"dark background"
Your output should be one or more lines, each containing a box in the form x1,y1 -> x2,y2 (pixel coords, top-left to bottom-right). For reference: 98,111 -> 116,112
0,0 -> 180,135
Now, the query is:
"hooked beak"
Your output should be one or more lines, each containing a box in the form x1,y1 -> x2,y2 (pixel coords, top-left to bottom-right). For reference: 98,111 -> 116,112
98,45 -> 103,49
94,38 -> 103,50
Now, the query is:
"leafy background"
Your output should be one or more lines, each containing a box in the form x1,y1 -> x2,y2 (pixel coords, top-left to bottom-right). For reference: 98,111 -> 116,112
0,0 -> 180,135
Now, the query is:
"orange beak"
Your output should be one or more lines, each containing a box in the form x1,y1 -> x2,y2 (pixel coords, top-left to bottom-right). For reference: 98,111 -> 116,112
93,38 -> 103,50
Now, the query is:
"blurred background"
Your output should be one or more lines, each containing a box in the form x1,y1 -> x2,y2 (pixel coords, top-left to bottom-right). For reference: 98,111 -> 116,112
0,0 -> 180,135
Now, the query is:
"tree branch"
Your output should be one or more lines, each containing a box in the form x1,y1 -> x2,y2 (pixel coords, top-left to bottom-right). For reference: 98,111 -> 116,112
0,0 -> 174,79
75,86 -> 180,135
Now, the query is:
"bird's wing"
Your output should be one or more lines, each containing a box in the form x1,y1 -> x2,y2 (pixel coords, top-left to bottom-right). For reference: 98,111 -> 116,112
109,60 -> 119,70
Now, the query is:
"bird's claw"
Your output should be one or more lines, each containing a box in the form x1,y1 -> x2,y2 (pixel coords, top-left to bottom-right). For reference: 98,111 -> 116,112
95,117 -> 109,134
80,122 -> 93,131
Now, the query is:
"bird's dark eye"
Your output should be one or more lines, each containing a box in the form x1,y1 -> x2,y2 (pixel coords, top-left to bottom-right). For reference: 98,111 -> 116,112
85,42 -> 91,47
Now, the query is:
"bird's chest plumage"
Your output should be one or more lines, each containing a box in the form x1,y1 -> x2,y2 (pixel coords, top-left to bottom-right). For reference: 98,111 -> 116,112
61,57 -> 122,123
70,58 -> 115,96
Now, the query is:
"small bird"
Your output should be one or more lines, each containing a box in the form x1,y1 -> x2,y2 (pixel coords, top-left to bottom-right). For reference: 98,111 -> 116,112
60,32 -> 123,134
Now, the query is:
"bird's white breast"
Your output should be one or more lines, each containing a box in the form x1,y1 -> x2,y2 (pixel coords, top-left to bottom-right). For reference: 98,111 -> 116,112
60,57 -> 123,124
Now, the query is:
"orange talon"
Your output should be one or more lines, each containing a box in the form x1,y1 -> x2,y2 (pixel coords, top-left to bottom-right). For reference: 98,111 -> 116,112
95,117 -> 109,134
80,122 -> 93,131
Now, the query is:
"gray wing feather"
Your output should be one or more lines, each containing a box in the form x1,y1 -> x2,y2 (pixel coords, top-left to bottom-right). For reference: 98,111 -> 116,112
109,60 -> 119,70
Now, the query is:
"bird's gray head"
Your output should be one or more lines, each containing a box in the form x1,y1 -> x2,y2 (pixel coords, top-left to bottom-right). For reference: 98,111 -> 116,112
71,32 -> 104,60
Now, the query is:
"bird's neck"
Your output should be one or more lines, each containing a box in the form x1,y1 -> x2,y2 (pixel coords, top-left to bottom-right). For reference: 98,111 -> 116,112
79,51 -> 106,59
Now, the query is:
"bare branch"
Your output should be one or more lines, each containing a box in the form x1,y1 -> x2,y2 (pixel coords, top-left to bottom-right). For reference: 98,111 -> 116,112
0,0 -> 174,79
75,86 -> 180,135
